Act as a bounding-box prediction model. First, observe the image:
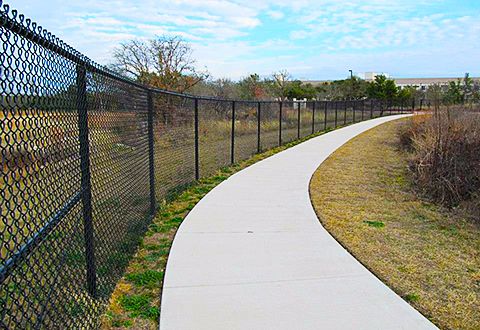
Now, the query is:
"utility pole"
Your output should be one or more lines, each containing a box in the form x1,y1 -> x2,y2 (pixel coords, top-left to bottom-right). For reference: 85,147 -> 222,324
349,70 -> 354,100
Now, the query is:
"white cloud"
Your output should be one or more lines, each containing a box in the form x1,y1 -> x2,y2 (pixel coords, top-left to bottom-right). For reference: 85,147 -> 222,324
267,10 -> 285,20
10,0 -> 480,79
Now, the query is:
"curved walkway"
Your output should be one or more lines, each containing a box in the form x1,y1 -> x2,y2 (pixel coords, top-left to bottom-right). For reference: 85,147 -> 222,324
160,115 -> 437,330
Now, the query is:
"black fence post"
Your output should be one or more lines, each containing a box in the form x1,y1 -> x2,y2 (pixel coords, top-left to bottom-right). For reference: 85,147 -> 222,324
231,100 -> 235,164
370,99 -> 374,119
343,101 -> 347,125
76,65 -> 97,298
324,101 -> 327,130
361,99 -> 365,121
311,101 -> 315,134
411,98 -> 415,113
147,90 -> 156,215
279,101 -> 282,146
194,98 -> 199,180
334,101 -> 338,127
257,101 -> 261,153
352,101 -> 357,124
297,101 -> 301,139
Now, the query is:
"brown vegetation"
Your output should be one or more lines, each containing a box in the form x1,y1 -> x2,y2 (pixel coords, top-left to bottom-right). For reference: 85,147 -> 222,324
399,109 -> 480,212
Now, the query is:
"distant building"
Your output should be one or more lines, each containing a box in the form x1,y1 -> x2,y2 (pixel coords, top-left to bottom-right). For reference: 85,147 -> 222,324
303,73 -> 480,91
359,72 -> 389,81
393,77 -> 480,91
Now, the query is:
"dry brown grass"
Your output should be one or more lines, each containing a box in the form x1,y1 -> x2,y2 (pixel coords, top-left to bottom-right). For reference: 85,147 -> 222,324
310,118 -> 480,330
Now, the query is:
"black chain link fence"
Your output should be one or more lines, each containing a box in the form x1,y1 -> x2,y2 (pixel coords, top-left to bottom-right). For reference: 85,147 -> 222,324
0,3 -> 413,329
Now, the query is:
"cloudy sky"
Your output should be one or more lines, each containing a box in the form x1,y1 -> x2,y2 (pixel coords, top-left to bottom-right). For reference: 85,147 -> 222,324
10,0 -> 480,80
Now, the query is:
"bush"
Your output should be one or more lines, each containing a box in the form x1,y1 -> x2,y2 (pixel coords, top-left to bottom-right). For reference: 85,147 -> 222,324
397,115 -> 429,151
400,109 -> 480,208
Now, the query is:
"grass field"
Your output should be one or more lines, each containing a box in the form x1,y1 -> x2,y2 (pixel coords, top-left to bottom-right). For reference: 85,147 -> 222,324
310,118 -> 480,330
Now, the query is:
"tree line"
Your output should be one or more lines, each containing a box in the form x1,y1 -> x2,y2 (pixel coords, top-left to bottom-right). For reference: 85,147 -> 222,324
111,36 -> 480,104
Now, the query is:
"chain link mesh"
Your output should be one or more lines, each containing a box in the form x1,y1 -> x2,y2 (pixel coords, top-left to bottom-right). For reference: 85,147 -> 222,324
299,101 -> 312,138
153,93 -> 195,199
259,102 -> 280,151
279,101 -> 296,144
234,101 -> 258,162
197,99 -> 231,177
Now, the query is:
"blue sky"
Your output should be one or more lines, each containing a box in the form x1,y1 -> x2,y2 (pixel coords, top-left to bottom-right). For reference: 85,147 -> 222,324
10,0 -> 480,80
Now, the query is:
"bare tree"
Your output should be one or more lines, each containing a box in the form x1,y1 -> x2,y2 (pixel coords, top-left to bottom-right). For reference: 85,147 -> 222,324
112,36 -> 208,93
112,39 -> 151,77
209,78 -> 239,99
271,70 -> 292,101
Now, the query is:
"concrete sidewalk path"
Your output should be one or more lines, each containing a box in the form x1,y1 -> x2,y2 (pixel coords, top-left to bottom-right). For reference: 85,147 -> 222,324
160,115 -> 437,330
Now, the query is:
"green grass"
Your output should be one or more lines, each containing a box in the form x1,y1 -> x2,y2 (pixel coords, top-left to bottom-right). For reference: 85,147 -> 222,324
363,220 -> 385,228
310,118 -> 480,330
125,271 -> 164,289
118,294 -> 159,320
405,292 -> 421,303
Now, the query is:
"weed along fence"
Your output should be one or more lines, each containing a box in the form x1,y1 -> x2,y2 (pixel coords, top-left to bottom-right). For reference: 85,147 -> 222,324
0,4 -> 413,329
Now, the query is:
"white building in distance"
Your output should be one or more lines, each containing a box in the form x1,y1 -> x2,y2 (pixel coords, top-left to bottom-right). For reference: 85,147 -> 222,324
304,72 -> 480,91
